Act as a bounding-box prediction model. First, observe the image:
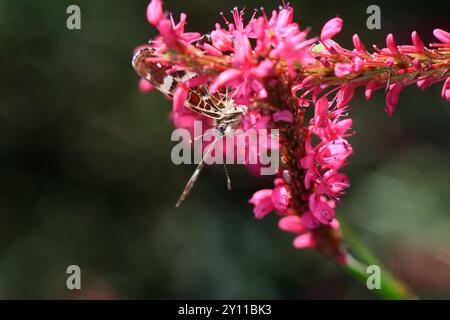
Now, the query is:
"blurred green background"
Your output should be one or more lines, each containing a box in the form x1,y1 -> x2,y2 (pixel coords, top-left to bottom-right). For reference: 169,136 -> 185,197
0,0 -> 449,299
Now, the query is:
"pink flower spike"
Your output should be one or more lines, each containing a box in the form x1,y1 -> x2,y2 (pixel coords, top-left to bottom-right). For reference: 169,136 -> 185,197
271,184 -> 291,213
138,78 -> 154,92
273,110 -> 294,123
249,189 -> 274,219
293,233 -> 316,249
146,0 -> 163,26
385,83 -> 402,116
442,77 -> 450,101
278,216 -> 305,234
433,29 -> 450,44
210,69 -> 243,92
386,33 -> 399,54
173,84 -> 189,113
411,31 -> 425,52
320,17 -> 343,41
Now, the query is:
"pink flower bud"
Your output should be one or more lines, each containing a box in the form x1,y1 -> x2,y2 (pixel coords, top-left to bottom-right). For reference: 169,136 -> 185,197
442,77 -> 450,101
250,59 -> 275,78
365,80 -> 379,100
417,77 -> 434,91
271,184 -> 291,213
138,78 -> 154,92
320,17 -> 343,41
334,63 -> 352,77
352,34 -> 367,54
249,189 -> 274,219
385,83 -> 402,116
308,193 -> 335,225
386,33 -> 399,54
293,233 -> 316,249
273,110 -> 294,123
433,29 -> 450,44
211,26 -> 233,51
411,31 -> 425,52
146,0 -> 163,26
278,216 -> 304,234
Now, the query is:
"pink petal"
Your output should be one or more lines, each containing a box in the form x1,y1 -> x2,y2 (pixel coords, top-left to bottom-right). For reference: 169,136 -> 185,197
293,233 -> 316,249
433,29 -> 450,44
301,211 -> 321,230
320,17 -> 343,41
442,77 -> 450,101
411,31 -> 425,52
173,84 -> 189,113
146,0 -> 163,25
138,78 -> 154,92
249,189 -> 274,219
273,110 -> 294,123
210,69 -> 243,92
271,185 -> 291,213
352,34 -> 367,54
386,33 -> 399,54
278,216 -> 305,234
365,80 -> 379,100
385,83 -> 402,116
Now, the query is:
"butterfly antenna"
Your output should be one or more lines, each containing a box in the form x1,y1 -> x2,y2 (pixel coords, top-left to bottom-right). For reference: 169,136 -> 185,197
175,137 -> 219,207
223,162 -> 232,190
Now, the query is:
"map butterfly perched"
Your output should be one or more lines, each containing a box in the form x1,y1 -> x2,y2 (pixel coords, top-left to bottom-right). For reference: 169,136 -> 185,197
132,46 -> 247,206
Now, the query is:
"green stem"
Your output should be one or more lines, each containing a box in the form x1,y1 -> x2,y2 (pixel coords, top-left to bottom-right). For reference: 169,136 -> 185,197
339,219 -> 417,300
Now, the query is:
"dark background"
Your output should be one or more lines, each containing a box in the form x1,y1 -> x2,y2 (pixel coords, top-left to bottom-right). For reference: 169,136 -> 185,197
0,0 -> 449,299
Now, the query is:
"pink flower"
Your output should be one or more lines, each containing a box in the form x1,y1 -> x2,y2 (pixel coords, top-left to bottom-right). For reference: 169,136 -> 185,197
320,17 -> 343,41
386,33 -> 399,54
211,25 -> 233,51
278,215 -> 305,234
442,77 -> 450,101
301,211 -> 321,229
249,189 -> 274,219
385,83 -> 402,116
316,170 -> 350,199
433,29 -> 450,44
271,184 -> 291,213
335,63 -> 352,77
147,0 -> 163,26
411,31 -> 425,52
309,193 -> 336,224
365,80 -> 379,100
173,84 -> 189,112
138,78 -> 154,92
293,233 -> 316,249
352,34 -> 368,55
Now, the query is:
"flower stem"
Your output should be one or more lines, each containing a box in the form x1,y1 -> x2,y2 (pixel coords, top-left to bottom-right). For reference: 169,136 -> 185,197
339,218 -> 417,299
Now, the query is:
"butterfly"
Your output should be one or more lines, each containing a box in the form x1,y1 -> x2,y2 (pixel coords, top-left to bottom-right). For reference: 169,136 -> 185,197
132,46 -> 247,207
